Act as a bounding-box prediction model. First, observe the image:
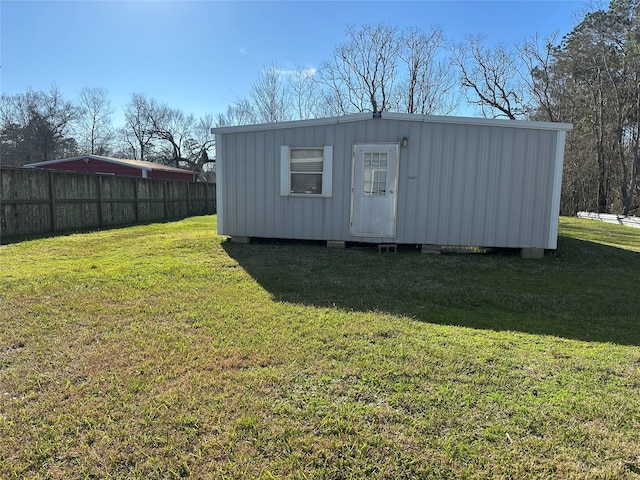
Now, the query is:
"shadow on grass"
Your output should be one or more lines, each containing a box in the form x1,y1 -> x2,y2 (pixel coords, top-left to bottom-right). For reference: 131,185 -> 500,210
223,235 -> 640,346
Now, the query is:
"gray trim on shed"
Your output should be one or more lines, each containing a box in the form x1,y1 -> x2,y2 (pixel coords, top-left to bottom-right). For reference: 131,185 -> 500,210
212,113 -> 572,250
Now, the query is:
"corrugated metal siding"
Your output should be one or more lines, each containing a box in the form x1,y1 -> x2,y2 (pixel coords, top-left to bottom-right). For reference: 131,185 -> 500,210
406,124 -> 558,248
217,117 -> 562,248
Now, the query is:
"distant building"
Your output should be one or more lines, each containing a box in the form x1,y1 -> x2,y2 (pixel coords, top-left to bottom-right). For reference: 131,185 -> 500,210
25,155 -> 196,182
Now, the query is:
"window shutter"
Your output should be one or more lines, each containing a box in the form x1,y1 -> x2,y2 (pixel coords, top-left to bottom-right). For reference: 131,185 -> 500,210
322,146 -> 333,197
280,145 -> 290,196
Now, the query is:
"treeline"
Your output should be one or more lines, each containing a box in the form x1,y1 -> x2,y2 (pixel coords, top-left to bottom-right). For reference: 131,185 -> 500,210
0,87 -> 216,181
1,0 -> 638,214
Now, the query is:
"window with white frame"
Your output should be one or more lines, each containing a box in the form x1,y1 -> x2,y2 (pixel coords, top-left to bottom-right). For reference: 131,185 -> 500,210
280,146 -> 333,197
291,148 -> 323,194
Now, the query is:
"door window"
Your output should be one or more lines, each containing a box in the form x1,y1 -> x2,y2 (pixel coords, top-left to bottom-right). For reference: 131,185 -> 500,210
363,152 -> 388,196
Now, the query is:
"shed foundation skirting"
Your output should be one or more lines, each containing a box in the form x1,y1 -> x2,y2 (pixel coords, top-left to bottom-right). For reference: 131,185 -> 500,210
230,236 -> 251,244
520,248 -> 545,259
421,244 -> 442,254
327,240 -> 346,248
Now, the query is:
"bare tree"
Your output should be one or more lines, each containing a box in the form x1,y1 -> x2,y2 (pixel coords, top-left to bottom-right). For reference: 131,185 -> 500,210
249,64 -> 291,123
156,107 -> 190,163
396,27 -> 458,114
112,127 -> 138,160
517,34 -> 561,122
317,24 -> 460,116
318,24 -> 401,114
0,86 -> 78,165
122,93 -> 158,160
289,67 -> 326,120
451,36 -> 526,119
136,102 -> 216,178
188,114 -> 217,180
215,99 -> 258,127
75,87 -> 114,155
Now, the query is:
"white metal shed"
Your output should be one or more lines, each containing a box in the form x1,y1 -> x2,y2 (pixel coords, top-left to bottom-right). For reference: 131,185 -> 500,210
212,112 -> 572,256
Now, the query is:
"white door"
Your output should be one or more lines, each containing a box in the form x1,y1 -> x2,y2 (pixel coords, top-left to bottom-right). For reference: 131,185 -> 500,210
350,143 -> 399,237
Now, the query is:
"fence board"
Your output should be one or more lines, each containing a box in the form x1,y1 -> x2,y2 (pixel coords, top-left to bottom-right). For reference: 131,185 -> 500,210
577,211 -> 640,229
0,168 -> 216,242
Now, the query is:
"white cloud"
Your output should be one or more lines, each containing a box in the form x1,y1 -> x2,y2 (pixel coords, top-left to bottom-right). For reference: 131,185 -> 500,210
264,65 -> 317,78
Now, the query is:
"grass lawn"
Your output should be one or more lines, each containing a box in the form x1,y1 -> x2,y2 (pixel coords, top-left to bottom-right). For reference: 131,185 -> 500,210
1,216 -> 640,479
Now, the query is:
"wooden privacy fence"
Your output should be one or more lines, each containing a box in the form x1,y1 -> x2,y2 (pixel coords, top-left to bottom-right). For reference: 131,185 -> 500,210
0,168 -> 216,241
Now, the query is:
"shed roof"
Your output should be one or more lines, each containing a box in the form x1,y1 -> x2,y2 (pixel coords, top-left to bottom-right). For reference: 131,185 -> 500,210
211,112 -> 573,135
24,155 -> 194,174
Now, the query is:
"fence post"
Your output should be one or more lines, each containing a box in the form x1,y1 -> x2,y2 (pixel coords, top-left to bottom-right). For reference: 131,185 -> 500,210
134,178 -> 140,223
204,182 -> 209,214
187,182 -> 191,216
163,181 -> 168,219
97,175 -> 103,227
48,171 -> 57,233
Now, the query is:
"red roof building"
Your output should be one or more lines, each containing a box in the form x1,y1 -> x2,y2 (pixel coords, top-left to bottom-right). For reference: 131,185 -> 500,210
25,155 -> 196,182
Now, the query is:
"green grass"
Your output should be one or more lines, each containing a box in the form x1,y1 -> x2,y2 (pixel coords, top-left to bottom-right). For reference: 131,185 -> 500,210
1,215 -> 640,479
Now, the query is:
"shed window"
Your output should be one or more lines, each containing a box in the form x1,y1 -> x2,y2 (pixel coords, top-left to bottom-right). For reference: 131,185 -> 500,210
291,148 -> 323,194
280,146 -> 333,197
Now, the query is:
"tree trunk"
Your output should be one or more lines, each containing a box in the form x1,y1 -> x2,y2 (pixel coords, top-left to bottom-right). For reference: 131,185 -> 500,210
624,82 -> 640,215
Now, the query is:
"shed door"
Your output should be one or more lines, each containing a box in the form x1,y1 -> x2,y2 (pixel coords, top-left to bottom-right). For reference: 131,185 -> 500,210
350,144 -> 399,237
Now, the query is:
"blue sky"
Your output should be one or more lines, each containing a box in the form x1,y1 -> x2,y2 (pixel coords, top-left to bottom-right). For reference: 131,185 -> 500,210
1,0 -> 590,126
